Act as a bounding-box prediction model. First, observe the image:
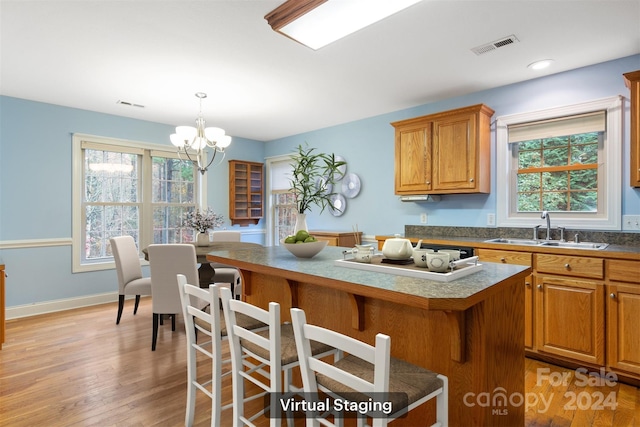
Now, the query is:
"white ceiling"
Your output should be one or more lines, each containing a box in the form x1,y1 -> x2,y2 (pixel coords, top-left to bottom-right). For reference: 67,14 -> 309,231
1,0 -> 639,142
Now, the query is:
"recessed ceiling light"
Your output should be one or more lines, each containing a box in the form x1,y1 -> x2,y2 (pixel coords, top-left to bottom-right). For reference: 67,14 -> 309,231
527,59 -> 554,70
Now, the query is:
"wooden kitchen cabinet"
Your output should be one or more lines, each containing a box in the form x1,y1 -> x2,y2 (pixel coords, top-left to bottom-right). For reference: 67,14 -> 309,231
623,70 -> 640,187
310,230 -> 362,247
535,253 -> 605,365
229,160 -> 263,226
1,262 -> 5,350
391,104 -> 494,195
477,249 -> 535,349
607,259 -> 640,376
393,122 -> 432,193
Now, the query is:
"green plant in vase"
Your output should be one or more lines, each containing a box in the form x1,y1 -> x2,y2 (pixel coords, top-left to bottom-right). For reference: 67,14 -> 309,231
289,144 -> 346,233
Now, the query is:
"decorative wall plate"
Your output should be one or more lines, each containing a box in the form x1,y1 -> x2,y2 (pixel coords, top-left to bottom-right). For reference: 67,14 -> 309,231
333,155 -> 347,180
315,176 -> 332,196
341,172 -> 361,198
329,193 -> 346,216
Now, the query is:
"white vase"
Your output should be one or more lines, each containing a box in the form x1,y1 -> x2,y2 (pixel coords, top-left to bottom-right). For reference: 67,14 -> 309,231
294,212 -> 308,234
196,232 -> 210,246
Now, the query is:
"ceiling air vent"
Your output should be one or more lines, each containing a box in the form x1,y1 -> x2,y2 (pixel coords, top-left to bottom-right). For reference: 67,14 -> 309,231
471,35 -> 519,56
117,100 -> 145,108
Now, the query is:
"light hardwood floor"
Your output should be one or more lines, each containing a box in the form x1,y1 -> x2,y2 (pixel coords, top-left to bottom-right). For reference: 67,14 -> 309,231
1,297 -> 639,426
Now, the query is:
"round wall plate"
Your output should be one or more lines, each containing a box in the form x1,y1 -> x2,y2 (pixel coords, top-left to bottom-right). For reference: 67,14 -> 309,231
329,193 -> 346,216
315,176 -> 333,195
342,173 -> 361,198
333,155 -> 347,180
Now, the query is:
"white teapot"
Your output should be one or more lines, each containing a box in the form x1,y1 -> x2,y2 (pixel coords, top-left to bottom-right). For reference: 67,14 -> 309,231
382,235 -> 422,260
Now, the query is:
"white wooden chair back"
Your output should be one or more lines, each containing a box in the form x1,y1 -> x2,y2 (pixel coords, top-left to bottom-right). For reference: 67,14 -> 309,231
290,308 -> 448,427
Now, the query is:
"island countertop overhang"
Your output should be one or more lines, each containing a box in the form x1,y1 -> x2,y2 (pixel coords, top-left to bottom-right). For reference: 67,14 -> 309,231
206,245 -> 531,311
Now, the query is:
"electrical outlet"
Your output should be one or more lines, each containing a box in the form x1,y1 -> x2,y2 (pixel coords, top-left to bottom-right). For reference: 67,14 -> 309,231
487,213 -> 496,226
420,213 -> 428,224
622,215 -> 640,230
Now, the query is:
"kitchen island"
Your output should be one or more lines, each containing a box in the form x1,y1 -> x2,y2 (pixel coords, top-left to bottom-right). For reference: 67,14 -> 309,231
207,245 -> 531,426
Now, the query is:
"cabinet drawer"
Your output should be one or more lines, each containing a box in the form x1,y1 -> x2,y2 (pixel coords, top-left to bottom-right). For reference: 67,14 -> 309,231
535,254 -> 603,279
477,249 -> 532,266
314,236 -> 338,246
608,259 -> 640,283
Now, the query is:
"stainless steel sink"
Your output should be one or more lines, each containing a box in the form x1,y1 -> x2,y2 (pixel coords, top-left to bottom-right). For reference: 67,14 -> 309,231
484,238 -> 609,250
538,241 -> 609,250
484,238 -> 540,245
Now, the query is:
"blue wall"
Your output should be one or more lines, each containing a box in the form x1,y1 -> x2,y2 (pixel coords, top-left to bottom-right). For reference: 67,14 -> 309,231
1,54 -> 639,309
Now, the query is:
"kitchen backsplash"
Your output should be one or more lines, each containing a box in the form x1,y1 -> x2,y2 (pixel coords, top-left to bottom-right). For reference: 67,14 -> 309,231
405,226 -> 640,247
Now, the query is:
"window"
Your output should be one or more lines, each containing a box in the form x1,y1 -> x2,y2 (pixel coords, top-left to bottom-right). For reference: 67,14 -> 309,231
496,96 -> 622,230
73,134 -> 200,272
265,155 -> 295,246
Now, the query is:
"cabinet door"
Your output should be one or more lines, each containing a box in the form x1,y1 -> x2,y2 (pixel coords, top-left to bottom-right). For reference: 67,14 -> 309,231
394,124 -> 431,193
477,249 -> 534,349
607,283 -> 640,376
535,275 -> 605,365
623,71 -> 640,187
432,113 -> 477,191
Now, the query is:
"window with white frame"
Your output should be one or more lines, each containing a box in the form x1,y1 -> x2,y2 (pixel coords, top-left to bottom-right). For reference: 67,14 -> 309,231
495,96 -> 622,230
72,134 -> 200,272
265,156 -> 296,246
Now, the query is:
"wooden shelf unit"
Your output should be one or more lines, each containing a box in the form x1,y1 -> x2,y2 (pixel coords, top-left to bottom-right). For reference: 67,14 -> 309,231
229,160 -> 264,226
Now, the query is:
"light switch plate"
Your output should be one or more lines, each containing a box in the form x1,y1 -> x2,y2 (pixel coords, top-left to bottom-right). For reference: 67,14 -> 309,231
420,213 -> 428,224
487,213 -> 496,226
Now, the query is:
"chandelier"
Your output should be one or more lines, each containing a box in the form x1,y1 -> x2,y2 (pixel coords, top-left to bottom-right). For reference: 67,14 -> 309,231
170,92 -> 232,175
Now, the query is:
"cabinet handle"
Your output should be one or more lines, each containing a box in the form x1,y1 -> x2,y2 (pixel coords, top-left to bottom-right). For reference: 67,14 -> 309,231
469,178 -> 474,182
525,282 -> 531,286
537,284 -> 542,290
564,263 -> 571,269
426,181 -> 431,185
500,257 -> 506,263
610,293 -> 616,299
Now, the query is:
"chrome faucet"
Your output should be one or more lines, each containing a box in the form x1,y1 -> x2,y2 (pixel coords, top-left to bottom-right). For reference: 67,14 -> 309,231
541,211 -> 552,240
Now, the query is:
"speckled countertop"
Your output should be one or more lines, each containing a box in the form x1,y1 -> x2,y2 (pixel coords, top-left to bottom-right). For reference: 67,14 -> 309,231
207,245 -> 530,310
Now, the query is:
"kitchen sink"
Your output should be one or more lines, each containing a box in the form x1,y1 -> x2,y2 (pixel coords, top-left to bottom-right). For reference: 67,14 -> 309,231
538,241 -> 609,250
484,238 -> 609,250
485,238 -> 540,245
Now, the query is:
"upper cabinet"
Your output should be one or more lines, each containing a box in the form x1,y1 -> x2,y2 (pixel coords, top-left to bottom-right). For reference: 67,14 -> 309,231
392,104 -> 494,195
229,160 -> 264,226
623,70 -> 640,187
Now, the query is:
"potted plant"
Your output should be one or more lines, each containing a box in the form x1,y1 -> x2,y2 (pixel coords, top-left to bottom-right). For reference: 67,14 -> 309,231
289,144 -> 346,232
183,208 -> 224,246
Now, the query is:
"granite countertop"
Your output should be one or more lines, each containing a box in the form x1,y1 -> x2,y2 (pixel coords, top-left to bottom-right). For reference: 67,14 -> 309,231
207,245 -> 530,310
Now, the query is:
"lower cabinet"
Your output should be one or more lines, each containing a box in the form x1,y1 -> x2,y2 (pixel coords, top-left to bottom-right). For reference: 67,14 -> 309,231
310,231 -> 362,248
535,274 -> 605,365
607,260 -> 640,377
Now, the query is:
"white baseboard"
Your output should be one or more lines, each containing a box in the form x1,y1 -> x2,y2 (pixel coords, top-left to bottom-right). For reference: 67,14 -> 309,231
5,292 -> 125,320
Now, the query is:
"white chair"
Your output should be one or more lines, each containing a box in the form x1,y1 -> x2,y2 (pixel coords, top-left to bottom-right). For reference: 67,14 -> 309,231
148,244 -> 199,351
110,235 -> 152,325
290,307 -> 448,427
177,277 -> 267,427
210,231 -> 242,298
219,287 -> 336,427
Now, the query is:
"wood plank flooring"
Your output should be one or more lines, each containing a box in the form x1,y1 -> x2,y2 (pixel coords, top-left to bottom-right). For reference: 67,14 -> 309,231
1,297 -> 639,426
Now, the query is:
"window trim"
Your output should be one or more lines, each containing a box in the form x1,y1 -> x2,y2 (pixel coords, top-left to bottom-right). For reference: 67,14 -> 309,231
72,133 -> 204,272
495,96 -> 622,230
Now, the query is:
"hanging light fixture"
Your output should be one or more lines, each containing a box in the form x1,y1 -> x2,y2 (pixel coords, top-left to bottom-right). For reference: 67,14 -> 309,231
170,92 -> 232,175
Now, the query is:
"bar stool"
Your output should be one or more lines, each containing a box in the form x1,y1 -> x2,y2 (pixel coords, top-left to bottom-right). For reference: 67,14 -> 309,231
219,287 -> 337,427
177,276 -> 267,427
290,307 -> 449,427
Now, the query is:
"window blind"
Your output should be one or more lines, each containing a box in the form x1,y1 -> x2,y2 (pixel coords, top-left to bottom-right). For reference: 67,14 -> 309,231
508,111 -> 606,143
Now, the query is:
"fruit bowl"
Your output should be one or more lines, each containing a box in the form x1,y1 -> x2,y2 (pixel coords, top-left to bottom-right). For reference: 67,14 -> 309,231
280,239 -> 328,259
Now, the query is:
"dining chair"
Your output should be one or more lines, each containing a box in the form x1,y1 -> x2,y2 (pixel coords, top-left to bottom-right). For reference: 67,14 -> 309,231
219,286 -> 336,427
147,244 -> 199,351
177,277 -> 268,427
290,307 -> 448,427
210,231 -> 242,298
110,235 -> 152,325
